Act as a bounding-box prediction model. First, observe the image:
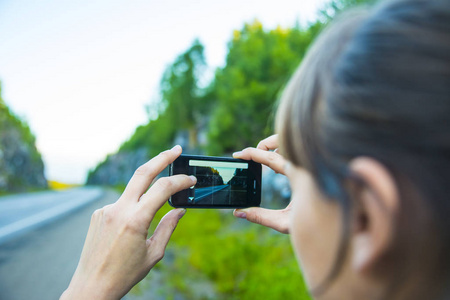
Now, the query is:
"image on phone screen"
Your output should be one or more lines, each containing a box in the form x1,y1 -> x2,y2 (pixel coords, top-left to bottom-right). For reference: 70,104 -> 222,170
169,155 -> 261,208
189,159 -> 248,205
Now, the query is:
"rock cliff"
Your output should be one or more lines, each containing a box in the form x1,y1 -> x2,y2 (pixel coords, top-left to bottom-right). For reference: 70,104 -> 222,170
86,148 -> 150,186
0,90 -> 47,192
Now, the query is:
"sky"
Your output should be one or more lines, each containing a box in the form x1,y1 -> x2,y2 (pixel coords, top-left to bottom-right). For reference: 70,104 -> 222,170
0,0 -> 327,184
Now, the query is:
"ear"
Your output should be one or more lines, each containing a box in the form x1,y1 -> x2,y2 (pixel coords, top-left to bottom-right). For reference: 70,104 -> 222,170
348,157 -> 400,274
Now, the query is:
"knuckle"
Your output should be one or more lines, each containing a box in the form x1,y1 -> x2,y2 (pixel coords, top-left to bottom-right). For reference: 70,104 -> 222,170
242,147 -> 253,155
155,177 -> 174,191
267,151 -> 277,162
166,218 -> 179,231
123,217 -> 141,233
148,234 -> 156,244
248,211 -> 263,225
134,163 -> 151,176
91,208 -> 102,220
103,207 -> 114,224
158,151 -> 172,164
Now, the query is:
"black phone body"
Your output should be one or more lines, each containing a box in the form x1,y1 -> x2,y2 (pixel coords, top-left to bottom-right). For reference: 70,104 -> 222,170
169,154 -> 262,208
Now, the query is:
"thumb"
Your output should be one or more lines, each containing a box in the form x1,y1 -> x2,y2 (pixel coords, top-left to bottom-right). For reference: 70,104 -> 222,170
233,207 -> 290,234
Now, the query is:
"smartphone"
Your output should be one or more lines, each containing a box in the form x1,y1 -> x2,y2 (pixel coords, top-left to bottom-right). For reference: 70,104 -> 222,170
169,154 -> 261,208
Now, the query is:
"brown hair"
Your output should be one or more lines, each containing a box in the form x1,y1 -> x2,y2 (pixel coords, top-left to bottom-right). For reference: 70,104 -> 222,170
276,8 -> 370,296
277,0 -> 450,298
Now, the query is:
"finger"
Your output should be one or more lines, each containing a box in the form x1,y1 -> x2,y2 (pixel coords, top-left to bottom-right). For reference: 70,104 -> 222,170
121,145 -> 183,201
256,134 -> 279,151
233,207 -> 290,234
234,147 -> 286,175
137,175 -> 196,222
146,208 -> 186,264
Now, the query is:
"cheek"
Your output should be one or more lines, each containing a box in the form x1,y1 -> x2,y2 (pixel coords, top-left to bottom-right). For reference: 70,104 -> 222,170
290,185 -> 320,285
289,175 -> 342,290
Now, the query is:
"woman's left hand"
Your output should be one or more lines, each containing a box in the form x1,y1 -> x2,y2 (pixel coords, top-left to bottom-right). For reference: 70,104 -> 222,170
233,135 -> 292,234
60,145 -> 196,300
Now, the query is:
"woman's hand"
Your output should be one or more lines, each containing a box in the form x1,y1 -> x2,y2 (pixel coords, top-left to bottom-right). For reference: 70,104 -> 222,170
232,135 -> 292,234
60,145 -> 196,300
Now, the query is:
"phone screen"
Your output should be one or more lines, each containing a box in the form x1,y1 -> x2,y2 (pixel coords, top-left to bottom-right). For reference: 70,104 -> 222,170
169,155 -> 261,208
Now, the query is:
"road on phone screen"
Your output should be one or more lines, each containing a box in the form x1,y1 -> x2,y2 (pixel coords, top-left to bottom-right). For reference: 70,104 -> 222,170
194,185 -> 231,204
0,187 -> 119,300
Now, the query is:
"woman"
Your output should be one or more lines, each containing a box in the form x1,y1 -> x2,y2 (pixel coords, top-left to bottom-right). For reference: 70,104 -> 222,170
61,0 -> 450,299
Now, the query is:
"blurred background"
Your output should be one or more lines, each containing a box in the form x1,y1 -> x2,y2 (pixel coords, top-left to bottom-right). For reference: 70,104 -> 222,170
0,0 -> 373,299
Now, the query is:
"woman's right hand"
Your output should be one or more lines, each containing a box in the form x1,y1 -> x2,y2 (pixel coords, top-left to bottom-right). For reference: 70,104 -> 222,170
232,135 -> 292,234
61,145 -> 195,300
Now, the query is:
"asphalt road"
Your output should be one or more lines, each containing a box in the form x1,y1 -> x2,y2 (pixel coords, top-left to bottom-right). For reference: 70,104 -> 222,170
195,185 -> 231,205
0,188 -> 119,300
194,185 -> 229,202
0,187 -> 104,244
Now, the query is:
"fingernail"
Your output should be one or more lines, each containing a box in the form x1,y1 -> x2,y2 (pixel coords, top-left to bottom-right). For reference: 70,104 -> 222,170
178,208 -> 186,219
171,145 -> 182,151
234,209 -> 247,219
189,175 -> 197,184
233,151 -> 242,158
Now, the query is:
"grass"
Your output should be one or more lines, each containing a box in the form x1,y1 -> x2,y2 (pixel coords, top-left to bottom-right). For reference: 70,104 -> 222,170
134,203 -> 312,299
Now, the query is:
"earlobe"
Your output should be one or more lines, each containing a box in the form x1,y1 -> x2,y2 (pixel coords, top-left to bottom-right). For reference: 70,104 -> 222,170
348,157 -> 400,274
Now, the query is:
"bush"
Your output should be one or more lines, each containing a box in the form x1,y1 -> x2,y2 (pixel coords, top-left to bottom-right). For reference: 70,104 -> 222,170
138,204 -> 312,299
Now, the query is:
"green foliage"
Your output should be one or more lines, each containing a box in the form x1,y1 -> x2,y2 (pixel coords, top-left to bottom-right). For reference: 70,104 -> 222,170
118,22 -> 316,157
117,0 -> 376,157
142,204 -> 311,299
206,21 -> 316,154
206,0 -> 375,155
0,84 -> 39,156
119,40 -> 210,156
120,113 -> 177,157
161,39 -> 208,131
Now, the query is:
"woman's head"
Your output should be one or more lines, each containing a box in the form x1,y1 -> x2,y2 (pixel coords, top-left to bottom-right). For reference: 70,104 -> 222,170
277,0 -> 450,298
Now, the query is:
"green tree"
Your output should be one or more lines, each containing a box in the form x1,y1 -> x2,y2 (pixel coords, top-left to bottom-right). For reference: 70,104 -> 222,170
119,39 -> 211,156
207,0 -> 375,155
120,112 -> 178,157
160,39 -> 211,149
116,0 -> 377,158
206,20 -> 314,155
0,84 -> 37,149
